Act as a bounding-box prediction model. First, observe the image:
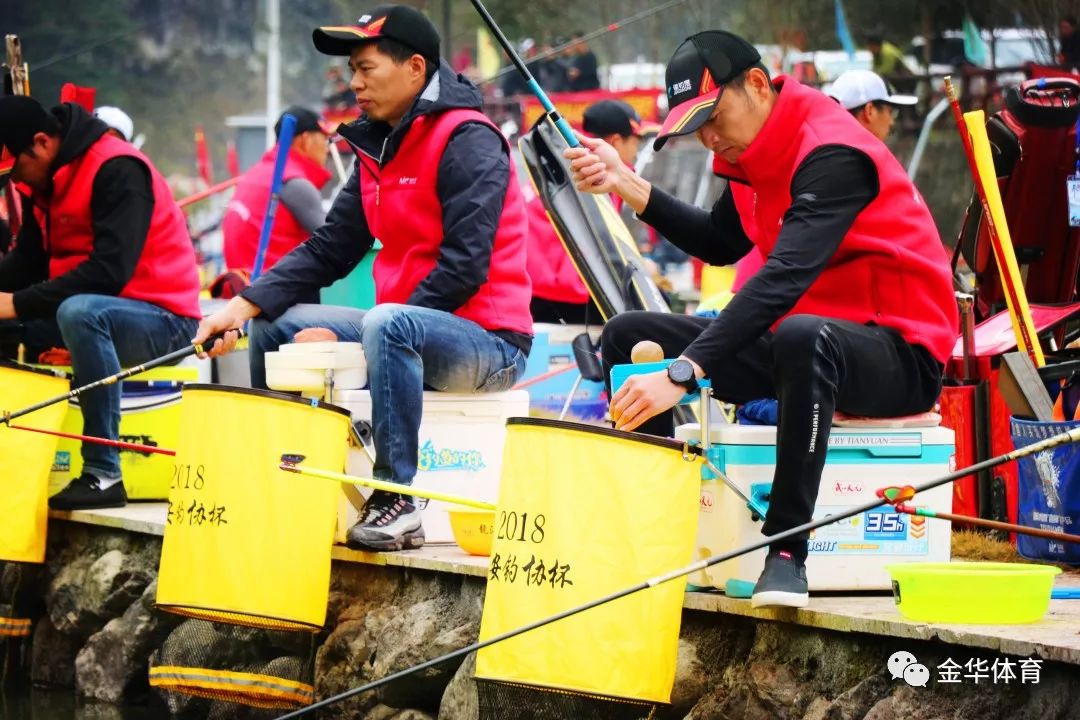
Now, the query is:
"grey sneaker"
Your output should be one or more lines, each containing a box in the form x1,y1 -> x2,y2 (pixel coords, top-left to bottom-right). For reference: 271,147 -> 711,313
346,490 -> 425,551
751,550 -> 809,608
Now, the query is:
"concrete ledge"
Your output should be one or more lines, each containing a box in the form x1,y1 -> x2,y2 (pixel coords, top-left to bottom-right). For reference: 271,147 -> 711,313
48,504 -> 169,537
48,504 -> 492,578
331,543 -> 489,578
683,590 -> 1080,666
49,504 -> 1080,666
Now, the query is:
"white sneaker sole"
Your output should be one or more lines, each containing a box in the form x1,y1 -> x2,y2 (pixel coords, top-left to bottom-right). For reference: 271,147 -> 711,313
751,590 -> 809,608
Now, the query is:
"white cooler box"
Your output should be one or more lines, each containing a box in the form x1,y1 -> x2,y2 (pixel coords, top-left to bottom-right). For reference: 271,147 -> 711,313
332,389 -> 530,543
675,423 -> 955,591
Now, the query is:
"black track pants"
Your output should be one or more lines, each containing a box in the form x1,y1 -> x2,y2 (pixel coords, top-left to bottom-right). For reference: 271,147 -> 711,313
601,311 -> 944,561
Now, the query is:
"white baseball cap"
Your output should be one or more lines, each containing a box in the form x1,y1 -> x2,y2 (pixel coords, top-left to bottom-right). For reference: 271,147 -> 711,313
826,70 -> 917,111
93,106 -> 134,142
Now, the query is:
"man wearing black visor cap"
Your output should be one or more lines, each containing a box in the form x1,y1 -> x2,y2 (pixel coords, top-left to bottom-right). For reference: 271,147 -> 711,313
197,5 -> 533,553
566,30 -> 957,609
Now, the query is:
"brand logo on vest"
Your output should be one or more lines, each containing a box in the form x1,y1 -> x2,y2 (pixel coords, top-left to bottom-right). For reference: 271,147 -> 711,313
398,177 -> 418,185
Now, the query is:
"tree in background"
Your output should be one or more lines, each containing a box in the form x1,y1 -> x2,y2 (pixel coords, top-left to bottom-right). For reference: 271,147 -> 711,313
5,0 -> 1077,175
1010,0 -> 1080,62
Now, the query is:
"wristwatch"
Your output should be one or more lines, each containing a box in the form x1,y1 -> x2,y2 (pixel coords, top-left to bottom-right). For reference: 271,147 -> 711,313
666,358 -> 699,393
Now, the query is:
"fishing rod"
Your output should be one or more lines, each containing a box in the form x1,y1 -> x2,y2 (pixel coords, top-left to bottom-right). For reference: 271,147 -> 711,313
279,456 -> 496,510
177,176 -> 241,209
6,424 -> 175,456
275,421 -> 1080,719
33,23 -> 152,72
251,113 -> 296,280
480,0 -> 694,86
893,501 -> 1080,546
471,0 -> 578,147
0,329 -> 244,427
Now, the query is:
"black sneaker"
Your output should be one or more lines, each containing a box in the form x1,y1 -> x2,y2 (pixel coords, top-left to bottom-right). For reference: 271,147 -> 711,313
346,490 -> 425,551
751,550 -> 809,608
48,473 -> 127,511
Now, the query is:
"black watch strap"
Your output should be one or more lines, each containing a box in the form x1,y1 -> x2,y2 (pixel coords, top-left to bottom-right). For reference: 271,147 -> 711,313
667,359 -> 699,393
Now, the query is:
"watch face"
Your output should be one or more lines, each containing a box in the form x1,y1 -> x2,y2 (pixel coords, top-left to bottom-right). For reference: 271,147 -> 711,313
669,360 -> 694,384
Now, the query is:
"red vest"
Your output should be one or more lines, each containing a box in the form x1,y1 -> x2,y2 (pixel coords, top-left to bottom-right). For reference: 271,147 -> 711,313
31,134 -> 200,318
713,77 -> 958,362
356,109 -> 533,335
222,148 -> 332,273
525,195 -> 589,304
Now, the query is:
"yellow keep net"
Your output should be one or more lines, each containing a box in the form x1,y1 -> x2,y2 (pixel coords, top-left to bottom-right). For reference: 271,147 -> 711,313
156,385 -> 349,632
476,419 -> 700,706
0,363 -> 69,564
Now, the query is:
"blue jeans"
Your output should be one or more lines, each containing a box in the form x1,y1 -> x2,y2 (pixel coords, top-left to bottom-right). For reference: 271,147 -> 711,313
1,295 -> 199,479
250,303 -> 528,486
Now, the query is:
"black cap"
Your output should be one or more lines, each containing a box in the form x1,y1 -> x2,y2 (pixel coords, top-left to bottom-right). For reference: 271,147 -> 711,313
313,5 -> 440,64
583,99 -> 648,138
275,105 -> 332,138
0,95 -> 52,174
654,31 -> 761,151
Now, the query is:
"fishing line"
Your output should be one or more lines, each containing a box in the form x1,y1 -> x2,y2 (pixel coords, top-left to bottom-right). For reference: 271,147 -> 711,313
479,0 -> 695,86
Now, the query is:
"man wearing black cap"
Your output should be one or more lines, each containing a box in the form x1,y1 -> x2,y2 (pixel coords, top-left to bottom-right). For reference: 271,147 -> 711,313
197,5 -> 533,552
567,31 -> 956,607
0,95 -> 201,510
222,106 -> 332,276
582,99 -> 651,176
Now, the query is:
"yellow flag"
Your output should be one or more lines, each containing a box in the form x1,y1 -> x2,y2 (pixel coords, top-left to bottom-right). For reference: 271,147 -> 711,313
477,27 -> 502,78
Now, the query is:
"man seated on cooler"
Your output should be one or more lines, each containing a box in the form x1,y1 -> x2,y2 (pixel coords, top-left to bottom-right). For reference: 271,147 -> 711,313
195,5 -> 533,552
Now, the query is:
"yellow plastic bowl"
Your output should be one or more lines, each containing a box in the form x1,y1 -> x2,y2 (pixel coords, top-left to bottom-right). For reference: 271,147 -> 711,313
886,562 -> 1061,624
448,509 -> 495,556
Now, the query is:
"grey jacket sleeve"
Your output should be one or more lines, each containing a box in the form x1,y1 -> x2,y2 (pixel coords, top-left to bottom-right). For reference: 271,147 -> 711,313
279,177 -> 328,233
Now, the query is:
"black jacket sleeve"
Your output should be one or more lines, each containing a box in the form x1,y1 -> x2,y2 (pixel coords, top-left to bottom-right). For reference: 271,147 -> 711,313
681,145 -> 879,377
0,194 -> 48,293
241,164 -> 372,320
638,184 -> 754,266
11,157 -> 154,319
406,122 -> 510,312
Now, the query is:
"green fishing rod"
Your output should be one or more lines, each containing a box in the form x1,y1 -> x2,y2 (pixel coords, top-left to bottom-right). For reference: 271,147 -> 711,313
470,0 -> 579,147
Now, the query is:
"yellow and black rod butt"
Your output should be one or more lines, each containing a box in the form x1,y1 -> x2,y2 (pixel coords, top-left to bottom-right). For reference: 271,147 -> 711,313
0,328 -> 245,426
